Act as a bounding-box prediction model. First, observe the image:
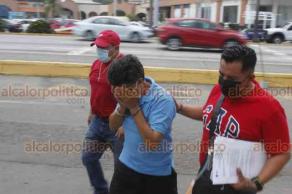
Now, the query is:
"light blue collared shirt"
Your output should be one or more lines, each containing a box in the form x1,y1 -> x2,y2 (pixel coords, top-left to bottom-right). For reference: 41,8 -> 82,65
119,77 -> 176,176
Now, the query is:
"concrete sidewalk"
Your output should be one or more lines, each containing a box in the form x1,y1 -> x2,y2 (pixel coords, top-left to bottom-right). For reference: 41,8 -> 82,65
0,160 -> 194,194
0,75 -> 291,194
1,160 -> 291,194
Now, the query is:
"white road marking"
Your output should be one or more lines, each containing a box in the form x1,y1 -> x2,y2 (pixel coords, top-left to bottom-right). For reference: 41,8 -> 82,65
250,44 -> 287,56
67,47 -> 93,55
0,48 -> 291,66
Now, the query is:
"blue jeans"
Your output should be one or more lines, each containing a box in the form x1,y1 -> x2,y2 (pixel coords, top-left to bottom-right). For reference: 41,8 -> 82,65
81,116 -> 123,194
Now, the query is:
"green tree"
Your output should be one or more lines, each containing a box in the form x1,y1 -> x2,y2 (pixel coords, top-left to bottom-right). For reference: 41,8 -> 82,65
0,19 -> 7,32
43,0 -> 61,18
127,14 -> 137,21
27,20 -> 54,34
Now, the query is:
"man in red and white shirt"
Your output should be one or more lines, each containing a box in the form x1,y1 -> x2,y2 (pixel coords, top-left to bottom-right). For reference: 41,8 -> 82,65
177,45 -> 290,194
82,30 -> 123,194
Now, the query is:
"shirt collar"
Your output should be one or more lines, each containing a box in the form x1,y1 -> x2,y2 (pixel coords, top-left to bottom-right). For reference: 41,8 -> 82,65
140,77 -> 155,104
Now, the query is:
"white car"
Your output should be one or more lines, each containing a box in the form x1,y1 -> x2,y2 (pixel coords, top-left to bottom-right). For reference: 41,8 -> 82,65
264,22 -> 292,44
73,16 -> 153,42
12,19 -> 39,32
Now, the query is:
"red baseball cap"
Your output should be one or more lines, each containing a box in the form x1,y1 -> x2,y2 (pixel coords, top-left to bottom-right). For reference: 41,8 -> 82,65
90,30 -> 120,48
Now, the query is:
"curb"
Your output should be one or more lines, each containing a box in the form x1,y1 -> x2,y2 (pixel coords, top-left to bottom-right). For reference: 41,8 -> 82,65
1,60 -> 292,87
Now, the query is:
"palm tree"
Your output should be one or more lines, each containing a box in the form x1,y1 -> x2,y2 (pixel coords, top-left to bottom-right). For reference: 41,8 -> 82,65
43,0 -> 61,18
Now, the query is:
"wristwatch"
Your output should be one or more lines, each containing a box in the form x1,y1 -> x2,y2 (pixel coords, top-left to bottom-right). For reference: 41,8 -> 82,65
251,176 -> 263,192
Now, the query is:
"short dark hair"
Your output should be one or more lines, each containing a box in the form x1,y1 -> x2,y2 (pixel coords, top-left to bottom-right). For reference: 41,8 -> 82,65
221,45 -> 257,72
108,54 -> 145,86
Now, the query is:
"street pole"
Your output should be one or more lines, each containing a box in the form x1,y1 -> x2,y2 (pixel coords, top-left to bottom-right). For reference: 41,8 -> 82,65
33,2 -> 40,18
113,0 -> 117,16
149,0 -> 153,27
36,3 -> 40,18
153,0 -> 159,27
253,0 -> 260,42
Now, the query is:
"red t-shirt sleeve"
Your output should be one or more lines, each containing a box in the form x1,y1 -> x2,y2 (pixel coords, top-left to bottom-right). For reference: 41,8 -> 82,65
262,99 -> 290,156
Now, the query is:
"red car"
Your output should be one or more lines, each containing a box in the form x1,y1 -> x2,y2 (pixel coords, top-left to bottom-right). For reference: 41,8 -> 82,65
157,18 -> 247,50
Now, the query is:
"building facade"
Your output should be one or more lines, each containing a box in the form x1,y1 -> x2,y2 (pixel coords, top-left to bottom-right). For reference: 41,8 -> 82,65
156,0 -> 196,20
0,0 -> 44,19
1,0 -> 291,27
0,0 -> 79,19
195,0 -> 292,28
135,0 -> 292,28
73,0 -> 108,19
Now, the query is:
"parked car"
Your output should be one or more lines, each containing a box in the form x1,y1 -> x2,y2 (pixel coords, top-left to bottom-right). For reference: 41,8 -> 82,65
12,19 -> 40,32
130,21 -> 146,27
49,19 -> 62,30
1,19 -> 23,32
63,19 -> 79,28
156,18 -> 247,50
130,21 -> 155,36
48,18 -> 79,30
241,28 -> 266,40
264,22 -> 292,44
73,16 -> 153,42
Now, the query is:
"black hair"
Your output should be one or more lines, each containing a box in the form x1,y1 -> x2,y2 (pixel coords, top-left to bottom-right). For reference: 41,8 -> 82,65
108,54 -> 145,86
221,45 -> 257,72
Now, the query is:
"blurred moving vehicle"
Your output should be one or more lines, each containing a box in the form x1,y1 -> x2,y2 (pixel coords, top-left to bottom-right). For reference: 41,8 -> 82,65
241,28 -> 266,41
156,18 -> 247,50
130,21 -> 147,27
130,21 -> 155,36
264,22 -> 292,44
73,16 -> 153,42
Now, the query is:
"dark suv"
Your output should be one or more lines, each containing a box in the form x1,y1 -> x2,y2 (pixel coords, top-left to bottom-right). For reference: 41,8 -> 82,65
157,18 -> 247,50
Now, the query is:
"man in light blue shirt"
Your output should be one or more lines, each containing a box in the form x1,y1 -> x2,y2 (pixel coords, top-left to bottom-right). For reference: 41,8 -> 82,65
108,54 -> 177,194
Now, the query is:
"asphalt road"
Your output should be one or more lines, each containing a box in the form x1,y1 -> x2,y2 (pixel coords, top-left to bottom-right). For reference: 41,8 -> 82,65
0,34 -> 292,73
0,75 -> 291,194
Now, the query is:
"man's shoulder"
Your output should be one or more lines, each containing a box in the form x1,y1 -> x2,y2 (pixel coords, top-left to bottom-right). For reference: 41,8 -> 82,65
205,84 -> 221,103
253,83 -> 277,102
146,78 -> 175,108
151,81 -> 172,101
91,59 -> 101,69
252,83 -> 284,113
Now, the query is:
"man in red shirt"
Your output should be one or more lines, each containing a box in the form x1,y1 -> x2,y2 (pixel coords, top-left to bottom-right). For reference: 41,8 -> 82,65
177,45 -> 290,194
81,30 -> 123,194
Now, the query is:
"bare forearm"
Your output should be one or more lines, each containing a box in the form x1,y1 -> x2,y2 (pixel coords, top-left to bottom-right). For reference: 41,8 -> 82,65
178,104 -> 203,121
109,106 -> 126,131
109,113 -> 124,131
131,108 -> 163,144
258,152 -> 291,184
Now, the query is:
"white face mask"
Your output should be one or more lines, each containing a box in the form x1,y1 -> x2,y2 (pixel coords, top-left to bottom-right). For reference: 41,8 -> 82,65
97,47 -> 110,63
